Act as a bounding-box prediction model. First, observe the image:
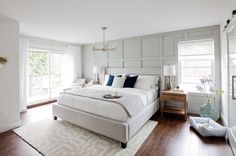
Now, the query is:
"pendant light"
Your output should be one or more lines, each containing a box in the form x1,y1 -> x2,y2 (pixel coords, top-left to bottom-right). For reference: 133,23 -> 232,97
93,27 -> 117,52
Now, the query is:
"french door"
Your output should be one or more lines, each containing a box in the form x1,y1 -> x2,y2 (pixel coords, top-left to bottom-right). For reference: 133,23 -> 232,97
28,49 -> 66,105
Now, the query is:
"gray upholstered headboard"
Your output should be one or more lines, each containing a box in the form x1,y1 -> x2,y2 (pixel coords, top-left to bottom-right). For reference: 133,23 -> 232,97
105,68 -> 162,76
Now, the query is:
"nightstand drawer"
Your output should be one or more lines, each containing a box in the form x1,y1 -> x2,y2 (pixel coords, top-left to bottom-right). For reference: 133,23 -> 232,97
161,94 -> 186,102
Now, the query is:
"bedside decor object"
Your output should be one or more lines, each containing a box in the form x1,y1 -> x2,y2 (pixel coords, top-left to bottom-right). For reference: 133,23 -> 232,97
0,57 -> 8,69
196,75 -> 223,121
71,78 -> 87,89
189,116 -> 226,137
93,66 -> 103,83
172,85 -> 183,93
93,27 -> 117,52
163,64 -> 176,90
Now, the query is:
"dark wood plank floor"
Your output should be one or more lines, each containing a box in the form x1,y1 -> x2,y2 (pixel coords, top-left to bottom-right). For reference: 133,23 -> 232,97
137,114 -> 233,156
0,104 -> 233,156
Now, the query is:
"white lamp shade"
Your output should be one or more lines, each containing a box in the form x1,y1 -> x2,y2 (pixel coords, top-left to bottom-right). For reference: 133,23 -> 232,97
163,65 -> 176,76
93,66 -> 103,74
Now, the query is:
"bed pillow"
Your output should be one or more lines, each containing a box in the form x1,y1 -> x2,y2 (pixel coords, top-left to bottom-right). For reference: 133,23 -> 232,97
112,77 -> 126,88
106,75 -> 115,86
123,75 -> 138,88
106,74 -> 122,86
134,75 -> 159,90
103,74 -> 109,85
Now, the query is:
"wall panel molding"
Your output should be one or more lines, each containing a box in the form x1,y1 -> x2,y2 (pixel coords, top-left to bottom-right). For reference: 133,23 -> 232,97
81,25 -> 220,89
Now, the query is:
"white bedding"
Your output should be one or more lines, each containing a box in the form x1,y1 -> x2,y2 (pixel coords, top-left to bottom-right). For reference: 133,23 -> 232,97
57,85 -> 157,122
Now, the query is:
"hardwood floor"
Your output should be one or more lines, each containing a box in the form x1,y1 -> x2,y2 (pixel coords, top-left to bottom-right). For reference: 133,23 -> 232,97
136,114 -> 233,156
0,104 -> 233,156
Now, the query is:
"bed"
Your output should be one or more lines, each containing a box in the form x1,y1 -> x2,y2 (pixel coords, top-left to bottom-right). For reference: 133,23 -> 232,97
53,68 -> 161,148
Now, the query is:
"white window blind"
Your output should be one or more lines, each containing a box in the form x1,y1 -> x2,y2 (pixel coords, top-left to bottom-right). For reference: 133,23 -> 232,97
178,39 -> 214,91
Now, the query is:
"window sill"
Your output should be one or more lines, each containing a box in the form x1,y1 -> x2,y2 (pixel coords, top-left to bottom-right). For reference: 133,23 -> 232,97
187,91 -> 216,97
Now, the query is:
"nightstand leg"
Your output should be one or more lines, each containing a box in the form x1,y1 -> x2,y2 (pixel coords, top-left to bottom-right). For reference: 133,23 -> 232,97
184,101 -> 187,120
160,100 -> 164,117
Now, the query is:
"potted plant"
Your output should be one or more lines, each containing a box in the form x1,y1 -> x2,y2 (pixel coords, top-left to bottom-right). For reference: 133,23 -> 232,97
196,75 -> 223,121
0,57 -> 8,69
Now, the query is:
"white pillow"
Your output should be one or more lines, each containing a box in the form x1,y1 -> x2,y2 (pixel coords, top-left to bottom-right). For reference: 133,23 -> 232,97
103,74 -> 109,85
134,75 -> 159,90
112,77 -> 126,88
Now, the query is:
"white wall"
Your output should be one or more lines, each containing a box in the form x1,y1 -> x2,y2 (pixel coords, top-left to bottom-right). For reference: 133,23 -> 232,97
220,0 -> 236,127
220,23 -> 229,126
0,17 -> 21,133
81,25 -> 221,114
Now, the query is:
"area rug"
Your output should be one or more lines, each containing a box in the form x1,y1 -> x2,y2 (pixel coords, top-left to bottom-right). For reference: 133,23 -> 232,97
13,119 -> 157,156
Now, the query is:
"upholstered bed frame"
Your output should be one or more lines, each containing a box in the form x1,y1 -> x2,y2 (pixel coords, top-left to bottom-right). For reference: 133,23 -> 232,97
53,68 -> 162,148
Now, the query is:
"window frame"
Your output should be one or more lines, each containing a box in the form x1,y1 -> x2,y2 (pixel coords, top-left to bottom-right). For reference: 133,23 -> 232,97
27,48 -> 67,105
177,39 -> 215,92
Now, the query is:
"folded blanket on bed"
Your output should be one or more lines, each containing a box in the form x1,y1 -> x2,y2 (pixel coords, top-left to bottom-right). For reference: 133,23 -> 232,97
60,88 -> 147,117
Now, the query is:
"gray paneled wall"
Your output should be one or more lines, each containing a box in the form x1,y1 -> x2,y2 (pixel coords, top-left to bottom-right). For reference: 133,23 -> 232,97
81,25 -> 220,88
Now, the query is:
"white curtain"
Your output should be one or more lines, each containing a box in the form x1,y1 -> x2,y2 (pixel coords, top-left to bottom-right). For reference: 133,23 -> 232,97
71,45 -> 82,79
19,39 -> 29,112
62,45 -> 81,88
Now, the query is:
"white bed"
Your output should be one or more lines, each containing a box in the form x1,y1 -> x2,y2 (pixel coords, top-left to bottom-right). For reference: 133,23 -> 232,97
57,85 -> 158,122
53,68 -> 161,148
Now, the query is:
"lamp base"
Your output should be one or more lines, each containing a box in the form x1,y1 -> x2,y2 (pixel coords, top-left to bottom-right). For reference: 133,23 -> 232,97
166,82 -> 172,91
93,73 -> 100,83
165,76 -> 173,91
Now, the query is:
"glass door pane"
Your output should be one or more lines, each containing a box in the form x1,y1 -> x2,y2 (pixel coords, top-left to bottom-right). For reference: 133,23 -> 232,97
50,53 -> 65,98
28,50 -> 49,104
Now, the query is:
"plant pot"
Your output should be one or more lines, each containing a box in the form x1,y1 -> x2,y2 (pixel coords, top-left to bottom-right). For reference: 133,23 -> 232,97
200,101 -> 219,121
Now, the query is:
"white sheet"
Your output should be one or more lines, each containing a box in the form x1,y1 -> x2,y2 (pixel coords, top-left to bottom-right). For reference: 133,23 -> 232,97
57,85 -> 157,122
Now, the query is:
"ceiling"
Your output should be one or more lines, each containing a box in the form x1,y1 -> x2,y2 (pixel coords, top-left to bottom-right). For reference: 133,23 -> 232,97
0,0 -> 232,44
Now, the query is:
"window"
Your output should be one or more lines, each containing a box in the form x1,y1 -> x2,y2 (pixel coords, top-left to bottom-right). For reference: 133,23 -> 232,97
178,39 -> 214,92
28,50 -> 49,103
28,49 -> 69,104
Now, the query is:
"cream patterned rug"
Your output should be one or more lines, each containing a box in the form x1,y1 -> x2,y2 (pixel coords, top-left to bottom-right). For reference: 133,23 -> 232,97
13,119 -> 157,156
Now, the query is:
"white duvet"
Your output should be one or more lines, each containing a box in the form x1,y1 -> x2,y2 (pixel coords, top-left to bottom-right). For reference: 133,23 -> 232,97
57,85 -> 157,122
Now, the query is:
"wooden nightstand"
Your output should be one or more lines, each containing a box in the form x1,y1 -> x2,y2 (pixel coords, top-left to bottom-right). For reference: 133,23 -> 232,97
160,90 -> 188,120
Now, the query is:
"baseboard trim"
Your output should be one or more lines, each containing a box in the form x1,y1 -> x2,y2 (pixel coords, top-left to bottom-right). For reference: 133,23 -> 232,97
27,100 -> 57,109
221,113 -> 228,127
188,108 -> 199,115
228,128 -> 236,155
0,119 -> 22,133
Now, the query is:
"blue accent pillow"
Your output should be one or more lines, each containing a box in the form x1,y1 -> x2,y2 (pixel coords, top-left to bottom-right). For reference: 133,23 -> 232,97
106,75 -> 122,86
123,76 -> 138,88
106,75 -> 115,86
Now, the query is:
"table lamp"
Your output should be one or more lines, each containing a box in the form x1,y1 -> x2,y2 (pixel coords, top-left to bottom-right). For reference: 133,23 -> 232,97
93,66 -> 102,83
163,65 -> 176,90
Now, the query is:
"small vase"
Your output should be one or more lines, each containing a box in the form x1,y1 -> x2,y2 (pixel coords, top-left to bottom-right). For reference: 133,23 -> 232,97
200,99 -> 219,121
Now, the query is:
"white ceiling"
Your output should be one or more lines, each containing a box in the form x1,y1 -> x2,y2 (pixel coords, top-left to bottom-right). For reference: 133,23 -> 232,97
0,0 -> 232,44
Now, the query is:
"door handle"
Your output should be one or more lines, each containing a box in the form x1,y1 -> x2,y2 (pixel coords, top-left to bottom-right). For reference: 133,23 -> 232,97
233,76 -> 236,100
